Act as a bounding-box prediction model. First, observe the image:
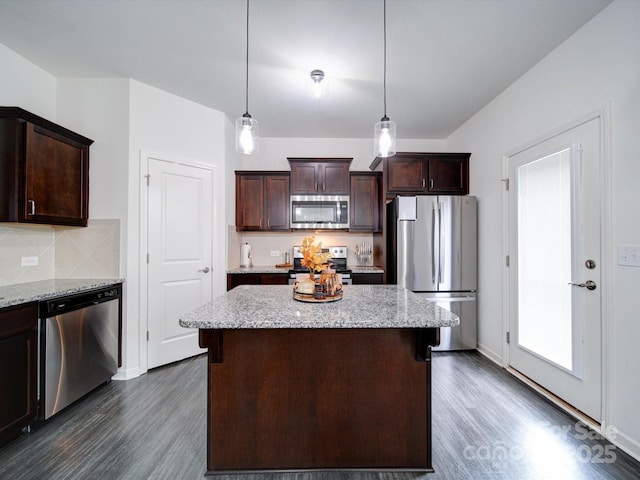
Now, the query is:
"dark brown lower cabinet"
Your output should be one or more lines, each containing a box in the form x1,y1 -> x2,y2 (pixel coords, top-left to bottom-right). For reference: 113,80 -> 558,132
227,273 -> 289,291
0,302 -> 38,448
199,327 -> 438,473
352,273 -> 384,284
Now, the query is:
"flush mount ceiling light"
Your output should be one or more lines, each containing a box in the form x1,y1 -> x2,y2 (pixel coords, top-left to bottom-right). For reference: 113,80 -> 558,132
374,0 -> 396,158
235,0 -> 259,155
309,69 -> 329,99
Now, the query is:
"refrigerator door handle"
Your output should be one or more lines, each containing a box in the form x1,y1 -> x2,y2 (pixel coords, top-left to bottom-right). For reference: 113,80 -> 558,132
438,201 -> 444,285
431,203 -> 437,283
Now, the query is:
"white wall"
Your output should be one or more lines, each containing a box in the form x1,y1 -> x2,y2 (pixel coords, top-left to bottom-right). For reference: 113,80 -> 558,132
56,78 -> 130,283
446,0 -> 640,459
126,80 -> 227,375
0,43 -> 56,118
56,78 -> 130,222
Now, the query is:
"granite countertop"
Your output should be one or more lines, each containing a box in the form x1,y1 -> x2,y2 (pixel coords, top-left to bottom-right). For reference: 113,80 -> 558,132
350,266 -> 384,274
0,278 -> 124,309
227,266 -> 290,274
227,266 -> 384,274
179,284 -> 458,330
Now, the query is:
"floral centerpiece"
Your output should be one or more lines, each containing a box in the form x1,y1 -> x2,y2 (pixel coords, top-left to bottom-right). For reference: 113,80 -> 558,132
299,236 -> 333,280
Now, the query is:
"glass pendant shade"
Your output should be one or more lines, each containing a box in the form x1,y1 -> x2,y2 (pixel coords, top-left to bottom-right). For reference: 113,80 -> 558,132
374,116 -> 396,157
235,113 -> 259,155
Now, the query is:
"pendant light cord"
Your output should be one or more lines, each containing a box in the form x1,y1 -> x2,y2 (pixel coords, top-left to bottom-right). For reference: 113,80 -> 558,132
244,0 -> 250,115
383,0 -> 387,119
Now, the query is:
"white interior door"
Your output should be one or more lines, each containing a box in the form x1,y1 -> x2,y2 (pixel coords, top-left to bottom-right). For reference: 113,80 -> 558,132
146,157 -> 212,369
507,117 -> 602,422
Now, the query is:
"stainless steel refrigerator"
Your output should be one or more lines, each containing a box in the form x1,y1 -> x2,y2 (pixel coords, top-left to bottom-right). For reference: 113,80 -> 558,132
387,196 -> 477,350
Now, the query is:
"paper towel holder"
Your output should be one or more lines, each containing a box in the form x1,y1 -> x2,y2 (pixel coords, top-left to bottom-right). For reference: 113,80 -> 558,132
240,242 -> 252,268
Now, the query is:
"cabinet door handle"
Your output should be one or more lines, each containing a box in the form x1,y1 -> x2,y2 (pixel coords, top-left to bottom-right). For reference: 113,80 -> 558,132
260,218 -> 263,228
28,199 -> 36,215
421,179 -> 426,189
267,218 -> 271,229
314,182 -> 318,192
322,181 -> 326,192
429,179 -> 434,190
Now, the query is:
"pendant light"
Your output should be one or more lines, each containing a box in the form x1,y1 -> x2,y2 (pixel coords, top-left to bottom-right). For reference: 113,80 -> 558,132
374,0 -> 396,158
235,0 -> 259,154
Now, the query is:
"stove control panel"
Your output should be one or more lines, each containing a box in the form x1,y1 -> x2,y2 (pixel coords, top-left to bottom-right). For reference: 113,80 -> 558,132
293,245 -> 348,259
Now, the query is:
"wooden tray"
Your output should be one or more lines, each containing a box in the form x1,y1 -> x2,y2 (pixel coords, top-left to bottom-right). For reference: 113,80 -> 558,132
293,291 -> 342,303
275,263 -> 293,268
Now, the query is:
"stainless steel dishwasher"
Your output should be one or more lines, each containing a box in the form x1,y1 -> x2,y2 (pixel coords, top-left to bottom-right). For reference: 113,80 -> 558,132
39,284 -> 121,419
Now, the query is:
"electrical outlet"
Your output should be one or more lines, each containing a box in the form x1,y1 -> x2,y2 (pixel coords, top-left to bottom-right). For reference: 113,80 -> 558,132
270,250 -> 280,257
618,245 -> 640,267
21,256 -> 38,267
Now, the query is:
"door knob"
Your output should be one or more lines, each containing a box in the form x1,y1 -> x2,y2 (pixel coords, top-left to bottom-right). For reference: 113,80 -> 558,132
198,266 -> 210,273
568,280 -> 596,290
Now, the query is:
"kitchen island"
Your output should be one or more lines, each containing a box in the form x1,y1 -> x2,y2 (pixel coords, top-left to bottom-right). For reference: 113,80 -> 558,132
179,284 -> 458,474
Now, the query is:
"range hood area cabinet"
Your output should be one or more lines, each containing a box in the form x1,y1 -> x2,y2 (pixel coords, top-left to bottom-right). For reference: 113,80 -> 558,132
383,152 -> 470,196
235,171 -> 290,232
0,107 -> 93,227
288,158 -> 351,195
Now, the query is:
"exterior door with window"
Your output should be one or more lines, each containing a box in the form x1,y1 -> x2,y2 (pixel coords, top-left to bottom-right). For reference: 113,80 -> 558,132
507,116 -> 602,422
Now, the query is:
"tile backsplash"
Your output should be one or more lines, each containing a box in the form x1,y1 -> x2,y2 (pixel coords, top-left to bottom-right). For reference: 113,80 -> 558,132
55,219 -> 120,279
0,224 -> 55,285
0,219 -> 120,286
233,231 -> 376,268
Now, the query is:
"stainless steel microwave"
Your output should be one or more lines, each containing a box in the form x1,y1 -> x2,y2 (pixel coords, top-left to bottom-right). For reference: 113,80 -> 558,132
290,195 -> 349,229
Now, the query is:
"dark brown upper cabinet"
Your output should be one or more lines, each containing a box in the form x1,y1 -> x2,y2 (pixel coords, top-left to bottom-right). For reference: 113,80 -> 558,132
235,171 -> 290,231
349,172 -> 382,232
0,107 -> 93,227
384,152 -> 470,196
288,158 -> 351,195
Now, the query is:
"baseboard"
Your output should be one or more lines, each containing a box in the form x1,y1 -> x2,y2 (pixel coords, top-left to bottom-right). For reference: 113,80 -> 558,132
112,366 -> 142,381
609,428 -> 640,464
476,342 -> 502,366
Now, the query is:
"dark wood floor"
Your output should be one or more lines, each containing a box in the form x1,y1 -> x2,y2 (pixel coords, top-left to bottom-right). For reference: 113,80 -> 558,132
1,351 -> 638,479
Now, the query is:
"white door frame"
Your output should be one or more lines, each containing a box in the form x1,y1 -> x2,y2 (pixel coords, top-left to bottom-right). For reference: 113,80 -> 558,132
138,150 -> 215,375
501,104 -> 613,432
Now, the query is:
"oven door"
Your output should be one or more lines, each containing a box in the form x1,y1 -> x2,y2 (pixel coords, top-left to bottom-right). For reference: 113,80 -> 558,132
290,195 -> 349,229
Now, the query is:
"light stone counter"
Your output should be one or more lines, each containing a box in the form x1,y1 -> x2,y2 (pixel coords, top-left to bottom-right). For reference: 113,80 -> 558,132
179,284 -> 458,330
226,266 -> 385,274
0,278 -> 124,309
226,266 -> 290,274
350,266 -> 384,274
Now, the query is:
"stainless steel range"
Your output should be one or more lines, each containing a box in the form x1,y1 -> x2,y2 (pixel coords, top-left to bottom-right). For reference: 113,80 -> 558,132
288,246 -> 352,285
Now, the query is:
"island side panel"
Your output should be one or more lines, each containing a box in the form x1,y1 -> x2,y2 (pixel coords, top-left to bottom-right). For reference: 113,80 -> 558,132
200,328 -> 433,473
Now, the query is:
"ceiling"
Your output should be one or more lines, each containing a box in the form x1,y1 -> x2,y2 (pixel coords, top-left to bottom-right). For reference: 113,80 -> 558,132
0,0 -> 611,139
